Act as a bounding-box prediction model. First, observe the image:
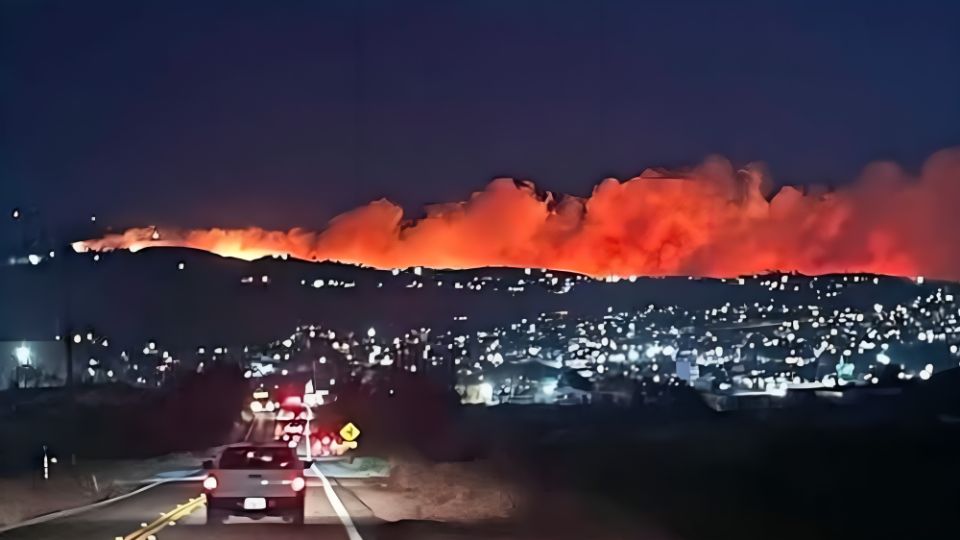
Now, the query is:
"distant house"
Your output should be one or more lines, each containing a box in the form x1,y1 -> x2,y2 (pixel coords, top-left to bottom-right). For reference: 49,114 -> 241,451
592,375 -> 634,406
554,369 -> 593,405
700,391 -> 786,412
554,385 -> 591,405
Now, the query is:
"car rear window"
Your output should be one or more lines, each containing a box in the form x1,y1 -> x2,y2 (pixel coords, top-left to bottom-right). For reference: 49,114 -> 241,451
219,447 -> 298,469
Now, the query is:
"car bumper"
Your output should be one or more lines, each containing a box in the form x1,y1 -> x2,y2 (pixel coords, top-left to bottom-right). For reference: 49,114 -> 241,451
207,494 -> 303,514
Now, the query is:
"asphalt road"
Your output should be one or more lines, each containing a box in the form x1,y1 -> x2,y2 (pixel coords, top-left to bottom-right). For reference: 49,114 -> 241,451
0,414 -> 378,540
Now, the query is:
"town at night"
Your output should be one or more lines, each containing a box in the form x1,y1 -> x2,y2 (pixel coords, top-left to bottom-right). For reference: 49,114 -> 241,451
2,1 -> 959,540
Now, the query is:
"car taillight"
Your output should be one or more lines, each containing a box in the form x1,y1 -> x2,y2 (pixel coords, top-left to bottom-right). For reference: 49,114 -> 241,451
320,435 -> 331,445
202,475 -> 218,491
291,476 -> 305,492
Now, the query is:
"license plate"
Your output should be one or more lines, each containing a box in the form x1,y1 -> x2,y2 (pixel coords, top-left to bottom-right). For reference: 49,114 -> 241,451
243,497 -> 267,510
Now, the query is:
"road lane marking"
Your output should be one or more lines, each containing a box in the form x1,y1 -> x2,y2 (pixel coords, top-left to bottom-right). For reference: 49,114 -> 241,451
123,496 -> 204,540
122,496 -> 203,540
313,464 -> 364,540
122,496 -> 205,540
244,416 -> 257,441
330,477 -> 375,516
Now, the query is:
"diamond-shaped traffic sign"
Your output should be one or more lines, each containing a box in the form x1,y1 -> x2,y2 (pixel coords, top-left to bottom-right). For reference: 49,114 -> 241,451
339,422 -> 360,442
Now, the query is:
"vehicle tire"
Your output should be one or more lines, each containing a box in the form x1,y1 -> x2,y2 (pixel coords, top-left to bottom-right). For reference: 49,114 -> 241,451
287,503 -> 305,525
205,505 -> 226,526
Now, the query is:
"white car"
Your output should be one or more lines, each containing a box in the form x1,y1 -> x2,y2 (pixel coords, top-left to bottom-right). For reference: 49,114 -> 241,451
274,419 -> 307,440
275,408 -> 297,422
283,420 -> 306,435
276,405 -> 313,422
202,444 -> 311,525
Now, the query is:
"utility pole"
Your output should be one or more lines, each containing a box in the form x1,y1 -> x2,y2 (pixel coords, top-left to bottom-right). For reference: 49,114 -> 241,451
56,233 -> 75,389
63,325 -> 74,387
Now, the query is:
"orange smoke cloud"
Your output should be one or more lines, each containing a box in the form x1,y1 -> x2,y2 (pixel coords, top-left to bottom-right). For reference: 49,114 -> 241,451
74,148 -> 960,280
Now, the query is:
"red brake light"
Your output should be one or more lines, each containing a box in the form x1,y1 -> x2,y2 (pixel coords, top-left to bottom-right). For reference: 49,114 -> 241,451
203,475 -> 218,491
320,435 -> 331,445
291,476 -> 305,492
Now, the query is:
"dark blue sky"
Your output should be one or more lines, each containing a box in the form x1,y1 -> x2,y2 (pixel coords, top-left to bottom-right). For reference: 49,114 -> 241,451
2,0 -> 958,239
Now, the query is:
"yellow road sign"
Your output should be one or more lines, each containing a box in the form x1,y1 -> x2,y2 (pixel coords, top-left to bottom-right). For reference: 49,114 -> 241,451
339,422 -> 360,442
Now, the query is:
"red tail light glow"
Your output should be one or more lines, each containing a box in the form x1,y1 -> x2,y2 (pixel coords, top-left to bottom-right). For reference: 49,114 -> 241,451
202,475 -> 218,491
291,476 -> 305,492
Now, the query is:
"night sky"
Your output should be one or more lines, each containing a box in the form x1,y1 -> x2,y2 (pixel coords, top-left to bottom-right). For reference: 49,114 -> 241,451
2,0 -> 958,243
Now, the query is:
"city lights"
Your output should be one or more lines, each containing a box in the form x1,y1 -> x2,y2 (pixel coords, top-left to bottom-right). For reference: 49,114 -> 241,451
3,251 -> 956,403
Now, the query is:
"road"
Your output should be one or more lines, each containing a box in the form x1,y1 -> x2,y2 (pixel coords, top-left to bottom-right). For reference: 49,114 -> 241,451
0,413 -> 379,540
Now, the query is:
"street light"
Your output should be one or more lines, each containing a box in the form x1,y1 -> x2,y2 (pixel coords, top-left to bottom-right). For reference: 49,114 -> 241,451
14,345 -> 31,366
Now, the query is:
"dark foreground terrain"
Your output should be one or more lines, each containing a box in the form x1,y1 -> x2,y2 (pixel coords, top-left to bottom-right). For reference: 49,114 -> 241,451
2,369 -> 959,539
0,365 -> 247,474
315,369 -> 960,540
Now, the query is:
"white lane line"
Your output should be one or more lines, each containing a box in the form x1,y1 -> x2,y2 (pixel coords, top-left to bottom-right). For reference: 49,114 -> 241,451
243,415 -> 257,441
312,464 -> 363,540
305,405 -> 313,460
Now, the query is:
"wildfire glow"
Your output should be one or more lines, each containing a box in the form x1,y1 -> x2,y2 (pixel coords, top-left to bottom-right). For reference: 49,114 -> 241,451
74,148 -> 960,280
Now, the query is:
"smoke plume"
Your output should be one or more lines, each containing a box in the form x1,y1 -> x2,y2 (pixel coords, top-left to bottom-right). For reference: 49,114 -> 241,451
74,148 -> 960,280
